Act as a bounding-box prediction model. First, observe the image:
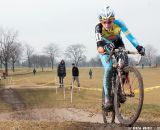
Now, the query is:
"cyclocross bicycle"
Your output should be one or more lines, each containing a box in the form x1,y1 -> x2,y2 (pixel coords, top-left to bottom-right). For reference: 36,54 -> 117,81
102,47 -> 144,126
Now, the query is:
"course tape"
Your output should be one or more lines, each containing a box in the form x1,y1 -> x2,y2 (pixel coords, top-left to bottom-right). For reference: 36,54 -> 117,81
1,76 -> 160,93
3,84 -> 160,94
2,77 -> 54,87
79,86 -> 160,93
143,86 -> 160,92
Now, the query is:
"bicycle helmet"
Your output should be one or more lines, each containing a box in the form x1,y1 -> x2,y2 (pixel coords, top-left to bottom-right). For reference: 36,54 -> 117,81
98,5 -> 115,21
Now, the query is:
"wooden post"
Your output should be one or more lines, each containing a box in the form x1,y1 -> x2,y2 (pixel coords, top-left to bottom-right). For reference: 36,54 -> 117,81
55,76 -> 58,94
71,81 -> 74,103
63,79 -> 65,100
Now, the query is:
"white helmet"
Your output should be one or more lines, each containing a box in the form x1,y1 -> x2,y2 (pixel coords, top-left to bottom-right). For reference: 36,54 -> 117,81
98,5 -> 115,21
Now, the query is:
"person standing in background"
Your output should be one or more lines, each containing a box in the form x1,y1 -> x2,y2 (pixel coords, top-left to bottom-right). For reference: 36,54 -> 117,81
57,60 -> 66,88
33,68 -> 36,76
72,63 -> 80,87
89,68 -> 93,79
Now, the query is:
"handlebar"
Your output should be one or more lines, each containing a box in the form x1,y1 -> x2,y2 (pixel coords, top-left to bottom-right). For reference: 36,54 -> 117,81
111,48 -> 142,65
113,49 -> 139,55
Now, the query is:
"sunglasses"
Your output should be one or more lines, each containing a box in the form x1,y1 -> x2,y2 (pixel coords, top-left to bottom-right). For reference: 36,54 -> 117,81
101,17 -> 115,24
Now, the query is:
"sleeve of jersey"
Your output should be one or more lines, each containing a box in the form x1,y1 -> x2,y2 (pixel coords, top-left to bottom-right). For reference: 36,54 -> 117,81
114,19 -> 139,48
95,24 -> 113,47
95,24 -> 103,47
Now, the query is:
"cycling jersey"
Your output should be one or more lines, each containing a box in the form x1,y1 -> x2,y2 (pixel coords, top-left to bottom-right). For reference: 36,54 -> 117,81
95,19 -> 139,49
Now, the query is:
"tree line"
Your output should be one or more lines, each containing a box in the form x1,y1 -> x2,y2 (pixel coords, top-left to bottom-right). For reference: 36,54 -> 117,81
0,28 -> 89,75
0,28 -> 160,75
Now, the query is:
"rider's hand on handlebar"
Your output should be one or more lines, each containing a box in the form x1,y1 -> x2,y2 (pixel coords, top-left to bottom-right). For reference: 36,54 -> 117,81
104,43 -> 115,53
136,45 -> 145,56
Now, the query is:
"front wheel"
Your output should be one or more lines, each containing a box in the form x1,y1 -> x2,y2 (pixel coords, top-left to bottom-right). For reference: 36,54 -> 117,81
114,66 -> 144,126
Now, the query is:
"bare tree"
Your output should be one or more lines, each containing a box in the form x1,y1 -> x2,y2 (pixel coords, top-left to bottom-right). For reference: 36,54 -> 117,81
155,55 -> 160,67
88,55 -> 102,67
65,44 -> 86,66
30,54 -> 39,68
78,56 -> 88,67
25,44 -> 34,68
44,43 -> 59,70
38,55 -> 50,71
10,42 -> 23,72
0,28 -> 18,75
145,44 -> 157,67
139,56 -> 149,66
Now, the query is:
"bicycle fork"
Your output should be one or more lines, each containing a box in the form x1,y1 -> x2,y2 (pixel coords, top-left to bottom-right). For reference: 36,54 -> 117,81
118,71 -> 135,97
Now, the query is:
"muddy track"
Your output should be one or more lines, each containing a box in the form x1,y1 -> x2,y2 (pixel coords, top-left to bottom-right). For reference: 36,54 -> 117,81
0,108 -> 127,130
0,109 -> 159,129
0,88 -> 26,111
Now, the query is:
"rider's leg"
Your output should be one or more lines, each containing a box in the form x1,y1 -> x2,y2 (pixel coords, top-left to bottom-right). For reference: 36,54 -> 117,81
100,54 -> 112,108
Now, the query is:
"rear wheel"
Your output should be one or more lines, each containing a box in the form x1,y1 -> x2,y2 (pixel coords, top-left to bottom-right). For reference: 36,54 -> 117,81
114,66 -> 144,126
102,88 -> 115,124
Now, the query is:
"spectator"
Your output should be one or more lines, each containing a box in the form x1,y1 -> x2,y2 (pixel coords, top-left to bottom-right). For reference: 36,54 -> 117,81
71,63 -> 80,87
57,60 -> 66,88
142,64 -> 144,69
33,68 -> 36,76
89,68 -> 92,79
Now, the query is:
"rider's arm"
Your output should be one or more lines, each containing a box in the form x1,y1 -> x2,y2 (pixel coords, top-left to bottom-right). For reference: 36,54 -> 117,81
95,24 -> 107,54
114,19 -> 139,48
95,23 -> 103,47
95,24 -> 115,54
95,24 -> 113,46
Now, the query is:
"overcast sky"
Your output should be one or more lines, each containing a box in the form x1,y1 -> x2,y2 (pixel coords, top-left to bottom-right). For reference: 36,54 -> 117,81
0,0 -> 159,59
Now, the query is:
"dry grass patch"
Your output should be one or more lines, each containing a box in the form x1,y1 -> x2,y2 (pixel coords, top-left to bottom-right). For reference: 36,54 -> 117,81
14,88 -> 102,113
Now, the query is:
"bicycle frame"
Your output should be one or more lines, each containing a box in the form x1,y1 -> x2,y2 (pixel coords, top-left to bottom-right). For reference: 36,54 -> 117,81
112,48 -> 141,97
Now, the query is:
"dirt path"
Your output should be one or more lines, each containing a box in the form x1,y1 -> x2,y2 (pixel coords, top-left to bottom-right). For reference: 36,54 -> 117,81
0,88 -> 116,124
0,108 -> 103,122
0,108 -> 126,130
0,108 -> 158,129
0,88 -> 123,129
0,88 -> 26,111
0,88 -> 107,124
0,106 -> 106,124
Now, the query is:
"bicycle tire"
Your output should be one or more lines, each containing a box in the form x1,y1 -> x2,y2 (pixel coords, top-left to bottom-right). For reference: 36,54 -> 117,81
114,66 -> 144,126
102,87 -> 115,124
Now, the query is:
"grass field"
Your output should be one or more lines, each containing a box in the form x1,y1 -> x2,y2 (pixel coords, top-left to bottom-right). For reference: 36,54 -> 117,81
0,67 -> 160,128
2,67 -> 160,88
